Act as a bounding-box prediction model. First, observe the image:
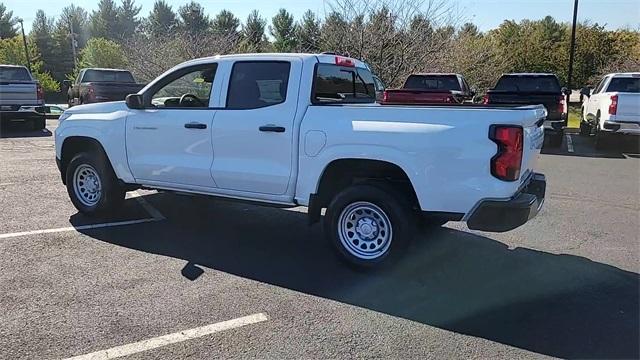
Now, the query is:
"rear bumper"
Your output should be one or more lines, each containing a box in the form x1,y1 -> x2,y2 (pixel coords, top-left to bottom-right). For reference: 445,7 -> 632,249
601,120 -> 640,136
466,173 -> 546,232
0,108 -> 46,122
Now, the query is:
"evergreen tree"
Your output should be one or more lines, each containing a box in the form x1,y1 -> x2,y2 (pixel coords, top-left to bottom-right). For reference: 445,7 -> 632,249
270,8 -> 296,52
90,0 -> 119,40
117,0 -> 141,40
178,1 -> 210,35
295,10 -> 321,52
211,9 -> 239,37
241,10 -> 267,52
29,10 -> 55,73
146,0 -> 177,37
0,2 -> 17,39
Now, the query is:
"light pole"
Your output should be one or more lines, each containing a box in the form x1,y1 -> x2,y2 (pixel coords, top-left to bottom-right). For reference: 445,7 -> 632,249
567,0 -> 579,93
17,18 -> 32,72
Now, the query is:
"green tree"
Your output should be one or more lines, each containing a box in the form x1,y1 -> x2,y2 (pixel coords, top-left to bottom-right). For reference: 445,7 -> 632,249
295,10 -> 320,52
0,36 -> 59,91
320,11 -> 348,53
78,37 -> 127,68
90,0 -> 119,40
145,0 -> 177,37
50,5 -> 89,82
241,10 -> 267,52
29,10 -> 55,74
117,0 -> 142,40
178,1 -> 210,35
270,8 -> 296,52
211,9 -> 239,37
459,22 -> 480,37
0,2 -> 17,39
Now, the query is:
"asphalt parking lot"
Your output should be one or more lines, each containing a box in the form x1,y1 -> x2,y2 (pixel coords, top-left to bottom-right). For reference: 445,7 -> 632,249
1,120 -> 639,359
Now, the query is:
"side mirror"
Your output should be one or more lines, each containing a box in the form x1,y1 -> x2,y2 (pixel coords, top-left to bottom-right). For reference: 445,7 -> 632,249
561,87 -> 570,96
125,94 -> 144,109
580,87 -> 591,97
62,80 -> 71,88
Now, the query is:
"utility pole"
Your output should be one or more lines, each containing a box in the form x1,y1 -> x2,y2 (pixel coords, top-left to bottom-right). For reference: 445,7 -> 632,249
567,0 -> 579,96
69,19 -> 78,68
17,18 -> 32,72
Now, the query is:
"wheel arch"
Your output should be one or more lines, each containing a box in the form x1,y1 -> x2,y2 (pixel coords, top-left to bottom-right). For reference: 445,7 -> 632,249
60,136 -> 110,185
308,158 -> 420,225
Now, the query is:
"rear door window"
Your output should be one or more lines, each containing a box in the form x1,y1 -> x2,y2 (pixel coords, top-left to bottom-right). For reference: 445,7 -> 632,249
403,75 -> 461,91
606,77 -> 640,93
312,64 -> 375,103
0,67 -> 31,81
495,76 -> 561,92
226,61 -> 291,109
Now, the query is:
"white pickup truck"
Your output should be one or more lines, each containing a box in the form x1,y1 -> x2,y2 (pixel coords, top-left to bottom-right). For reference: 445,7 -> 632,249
55,53 -> 546,267
580,72 -> 640,147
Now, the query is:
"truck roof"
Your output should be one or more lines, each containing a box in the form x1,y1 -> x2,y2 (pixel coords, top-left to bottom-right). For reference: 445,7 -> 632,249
409,73 -> 461,76
605,72 -> 640,78
0,64 -> 29,69
504,73 -> 557,77
180,53 -> 369,70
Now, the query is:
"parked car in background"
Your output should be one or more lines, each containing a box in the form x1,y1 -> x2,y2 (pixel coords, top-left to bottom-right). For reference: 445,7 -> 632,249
63,68 -> 146,107
484,73 -> 569,147
381,73 -> 475,105
55,53 -> 546,268
0,65 -> 46,130
580,72 -> 640,147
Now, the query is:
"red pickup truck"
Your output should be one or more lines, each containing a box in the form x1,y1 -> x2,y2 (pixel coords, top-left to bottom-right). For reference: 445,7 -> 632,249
381,73 -> 475,105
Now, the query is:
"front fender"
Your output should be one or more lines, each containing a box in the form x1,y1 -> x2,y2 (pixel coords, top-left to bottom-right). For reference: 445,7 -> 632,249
55,123 -> 134,183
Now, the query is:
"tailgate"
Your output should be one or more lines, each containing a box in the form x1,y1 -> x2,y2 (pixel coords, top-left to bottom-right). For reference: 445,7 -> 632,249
0,82 -> 39,106
91,82 -> 144,100
520,108 -> 545,183
615,93 -> 640,117
489,92 -> 562,119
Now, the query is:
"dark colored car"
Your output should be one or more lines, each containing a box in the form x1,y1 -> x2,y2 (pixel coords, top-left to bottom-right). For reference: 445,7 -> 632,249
381,73 -> 475,105
63,68 -> 146,107
484,73 -> 569,147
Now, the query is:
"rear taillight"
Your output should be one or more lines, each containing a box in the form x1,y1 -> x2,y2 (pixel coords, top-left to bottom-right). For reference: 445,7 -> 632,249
482,94 -> 489,104
489,125 -> 523,181
609,95 -> 618,115
558,95 -> 566,114
36,83 -> 44,101
382,90 -> 389,103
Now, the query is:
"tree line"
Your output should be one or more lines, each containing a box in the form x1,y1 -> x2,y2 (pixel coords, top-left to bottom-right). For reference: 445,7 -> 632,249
1,0 -> 638,94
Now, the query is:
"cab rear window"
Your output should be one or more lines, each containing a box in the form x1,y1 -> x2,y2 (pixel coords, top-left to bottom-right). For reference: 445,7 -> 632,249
0,67 -> 31,81
495,76 -> 561,92
607,78 -> 640,93
312,64 -> 375,104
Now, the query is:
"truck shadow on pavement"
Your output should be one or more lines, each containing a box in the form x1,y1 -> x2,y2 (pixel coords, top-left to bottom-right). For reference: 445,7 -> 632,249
0,124 -> 52,138
79,194 -> 639,359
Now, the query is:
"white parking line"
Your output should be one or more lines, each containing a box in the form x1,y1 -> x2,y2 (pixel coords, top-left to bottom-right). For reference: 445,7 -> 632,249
63,313 -> 269,360
566,134 -> 574,153
127,191 -> 166,220
0,218 -> 157,240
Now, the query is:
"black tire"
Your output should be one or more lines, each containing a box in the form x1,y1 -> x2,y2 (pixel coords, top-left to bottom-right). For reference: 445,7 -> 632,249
324,184 -> 414,269
579,120 -> 591,136
65,151 -> 125,216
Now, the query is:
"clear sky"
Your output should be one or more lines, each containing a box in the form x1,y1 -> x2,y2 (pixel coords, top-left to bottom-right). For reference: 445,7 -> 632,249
6,0 -> 640,33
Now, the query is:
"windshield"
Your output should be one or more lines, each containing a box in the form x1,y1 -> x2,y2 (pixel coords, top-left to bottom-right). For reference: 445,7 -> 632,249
0,67 -> 31,81
607,77 -> 640,93
403,75 -> 461,91
495,75 -> 561,92
83,70 -> 135,83
312,63 -> 375,103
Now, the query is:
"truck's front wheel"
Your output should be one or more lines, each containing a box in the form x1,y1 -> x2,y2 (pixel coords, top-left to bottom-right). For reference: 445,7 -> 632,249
325,184 -> 412,268
65,152 -> 125,216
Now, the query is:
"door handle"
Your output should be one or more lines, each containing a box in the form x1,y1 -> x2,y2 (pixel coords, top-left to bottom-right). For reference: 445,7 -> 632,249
184,122 -> 207,129
259,125 -> 285,133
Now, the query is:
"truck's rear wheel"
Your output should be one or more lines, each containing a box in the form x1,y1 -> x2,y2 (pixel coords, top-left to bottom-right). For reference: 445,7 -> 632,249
324,184 -> 412,268
65,151 -> 124,216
